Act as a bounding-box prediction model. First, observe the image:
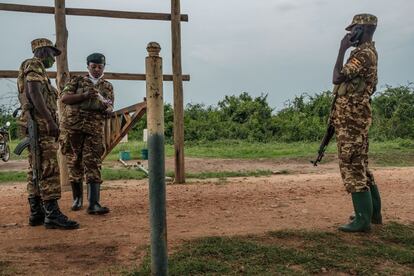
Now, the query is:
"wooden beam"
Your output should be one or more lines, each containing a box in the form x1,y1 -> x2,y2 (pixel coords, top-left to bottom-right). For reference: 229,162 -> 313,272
113,101 -> 146,116
0,3 -> 189,22
103,102 -> 147,157
0,70 -> 190,81
171,0 -> 185,184
54,0 -> 70,189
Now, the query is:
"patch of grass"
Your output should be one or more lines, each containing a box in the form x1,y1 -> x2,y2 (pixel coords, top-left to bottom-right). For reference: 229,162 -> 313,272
183,140 -> 325,160
101,168 -> 147,181
129,222 -> 414,276
182,170 -> 273,180
0,260 -> 18,276
9,139 -> 414,166
0,169 -> 272,183
103,169 -> 272,182
104,139 -> 414,167
0,171 -> 26,183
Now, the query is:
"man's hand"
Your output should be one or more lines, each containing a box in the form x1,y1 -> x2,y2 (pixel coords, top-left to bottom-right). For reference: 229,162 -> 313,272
46,119 -> 59,138
340,33 -> 353,51
103,107 -> 113,118
333,33 -> 352,84
83,88 -> 99,100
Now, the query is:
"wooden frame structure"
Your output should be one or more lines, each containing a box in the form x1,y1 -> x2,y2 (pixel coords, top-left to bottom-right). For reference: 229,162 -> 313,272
0,0 -> 188,183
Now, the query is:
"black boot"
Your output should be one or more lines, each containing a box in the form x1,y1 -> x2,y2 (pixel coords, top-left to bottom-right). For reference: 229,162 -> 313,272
87,183 -> 110,215
28,197 -> 45,226
44,199 -> 80,230
339,191 -> 373,233
71,182 -> 83,211
349,185 -> 383,224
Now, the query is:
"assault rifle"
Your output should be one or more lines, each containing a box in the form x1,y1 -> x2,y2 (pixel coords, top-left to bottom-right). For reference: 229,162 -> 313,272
14,109 -> 41,191
311,124 -> 335,166
311,86 -> 339,166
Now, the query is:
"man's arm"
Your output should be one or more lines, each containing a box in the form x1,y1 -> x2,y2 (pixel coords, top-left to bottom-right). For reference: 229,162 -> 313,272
26,81 -> 59,137
332,33 -> 353,85
61,92 -> 95,105
60,76 -> 98,105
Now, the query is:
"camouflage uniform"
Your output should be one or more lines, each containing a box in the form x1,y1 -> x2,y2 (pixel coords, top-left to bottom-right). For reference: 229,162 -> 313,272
60,75 -> 114,185
17,58 -> 61,200
331,41 -> 378,193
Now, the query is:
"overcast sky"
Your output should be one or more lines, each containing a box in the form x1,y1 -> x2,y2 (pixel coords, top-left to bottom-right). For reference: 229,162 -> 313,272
0,0 -> 413,111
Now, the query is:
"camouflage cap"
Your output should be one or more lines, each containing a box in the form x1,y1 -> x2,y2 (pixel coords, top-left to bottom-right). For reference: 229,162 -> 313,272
31,38 -> 61,56
346,14 -> 378,31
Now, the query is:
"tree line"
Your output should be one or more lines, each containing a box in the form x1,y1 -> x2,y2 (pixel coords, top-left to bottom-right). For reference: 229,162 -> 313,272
1,84 -> 413,143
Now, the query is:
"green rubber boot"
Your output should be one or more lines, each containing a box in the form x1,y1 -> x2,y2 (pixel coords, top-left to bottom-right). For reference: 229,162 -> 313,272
339,191 -> 373,233
349,185 -> 383,224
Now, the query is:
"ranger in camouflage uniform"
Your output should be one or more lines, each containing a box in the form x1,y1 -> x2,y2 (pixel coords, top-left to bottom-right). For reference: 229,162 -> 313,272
60,53 -> 113,215
17,38 -> 79,229
331,14 -> 382,232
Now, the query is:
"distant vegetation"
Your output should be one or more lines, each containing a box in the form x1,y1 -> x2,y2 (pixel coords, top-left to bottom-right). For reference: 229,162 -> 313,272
1,84 -> 413,143
129,83 -> 414,142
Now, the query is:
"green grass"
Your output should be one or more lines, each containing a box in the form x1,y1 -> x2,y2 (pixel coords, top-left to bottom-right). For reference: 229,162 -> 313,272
130,222 -> 414,276
10,138 -> 414,165
182,170 -> 273,180
105,139 -> 414,166
0,171 -> 26,182
3,138 -> 414,183
0,169 -> 273,183
0,260 -> 18,276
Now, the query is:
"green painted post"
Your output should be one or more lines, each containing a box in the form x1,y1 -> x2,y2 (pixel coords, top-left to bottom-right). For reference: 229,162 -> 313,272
145,42 -> 168,276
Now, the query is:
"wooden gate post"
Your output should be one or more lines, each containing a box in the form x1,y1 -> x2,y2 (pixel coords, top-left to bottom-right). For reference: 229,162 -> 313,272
54,0 -> 70,189
146,42 -> 168,276
171,0 -> 185,183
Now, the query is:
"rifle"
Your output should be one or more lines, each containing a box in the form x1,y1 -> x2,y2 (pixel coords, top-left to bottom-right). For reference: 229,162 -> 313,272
311,124 -> 335,166
14,110 -> 41,191
311,86 -> 339,166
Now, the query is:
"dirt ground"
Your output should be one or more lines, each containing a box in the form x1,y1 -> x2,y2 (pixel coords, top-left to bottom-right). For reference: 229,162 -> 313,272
0,159 -> 413,275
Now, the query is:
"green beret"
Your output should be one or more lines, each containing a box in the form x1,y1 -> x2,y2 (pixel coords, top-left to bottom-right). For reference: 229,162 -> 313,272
87,53 -> 106,65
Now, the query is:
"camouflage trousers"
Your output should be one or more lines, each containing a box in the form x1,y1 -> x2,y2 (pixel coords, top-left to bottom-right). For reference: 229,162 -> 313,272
27,135 -> 61,200
61,130 -> 104,185
336,129 -> 376,193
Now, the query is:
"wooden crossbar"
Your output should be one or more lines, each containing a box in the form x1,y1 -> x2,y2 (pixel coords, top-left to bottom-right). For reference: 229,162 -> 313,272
0,70 -> 190,81
0,3 -> 189,22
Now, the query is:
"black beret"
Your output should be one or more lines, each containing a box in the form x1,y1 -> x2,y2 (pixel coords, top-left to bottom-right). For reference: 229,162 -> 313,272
87,53 -> 106,65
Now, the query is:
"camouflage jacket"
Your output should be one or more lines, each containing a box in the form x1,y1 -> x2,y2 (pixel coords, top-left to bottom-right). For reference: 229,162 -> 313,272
17,57 -> 58,133
60,75 -> 114,134
332,41 -> 378,131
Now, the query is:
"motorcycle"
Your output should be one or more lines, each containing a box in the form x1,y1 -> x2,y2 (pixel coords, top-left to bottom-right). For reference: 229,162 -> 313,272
0,121 -> 11,162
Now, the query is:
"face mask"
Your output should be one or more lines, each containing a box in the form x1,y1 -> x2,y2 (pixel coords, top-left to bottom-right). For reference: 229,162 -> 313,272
42,56 -> 55,68
88,72 -> 104,85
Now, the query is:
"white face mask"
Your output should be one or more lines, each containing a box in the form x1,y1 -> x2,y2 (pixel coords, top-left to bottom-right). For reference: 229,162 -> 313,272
88,72 -> 104,85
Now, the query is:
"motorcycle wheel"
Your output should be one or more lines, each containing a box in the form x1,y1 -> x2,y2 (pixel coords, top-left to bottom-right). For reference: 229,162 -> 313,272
2,145 -> 10,162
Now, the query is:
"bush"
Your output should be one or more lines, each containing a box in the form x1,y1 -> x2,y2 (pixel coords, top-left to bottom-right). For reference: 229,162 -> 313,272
2,84 -> 414,143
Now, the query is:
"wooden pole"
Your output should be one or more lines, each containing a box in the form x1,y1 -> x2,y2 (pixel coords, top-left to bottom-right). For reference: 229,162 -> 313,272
54,0 -> 70,189
0,70 -> 190,82
146,42 -> 168,276
171,0 -> 185,183
0,3 -> 189,22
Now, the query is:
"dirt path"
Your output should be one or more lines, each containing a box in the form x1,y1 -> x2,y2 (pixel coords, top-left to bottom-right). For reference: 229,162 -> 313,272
0,155 -> 340,175
0,166 -> 413,275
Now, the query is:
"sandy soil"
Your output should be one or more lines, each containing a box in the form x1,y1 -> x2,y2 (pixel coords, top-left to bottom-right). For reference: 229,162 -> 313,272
0,162 -> 413,275
0,155 -> 340,175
